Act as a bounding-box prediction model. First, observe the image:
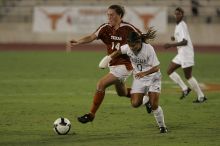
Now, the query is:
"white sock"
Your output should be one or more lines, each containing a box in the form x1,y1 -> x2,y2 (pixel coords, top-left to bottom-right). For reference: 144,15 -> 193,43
187,77 -> 205,100
153,106 -> 166,128
169,72 -> 188,91
142,95 -> 149,105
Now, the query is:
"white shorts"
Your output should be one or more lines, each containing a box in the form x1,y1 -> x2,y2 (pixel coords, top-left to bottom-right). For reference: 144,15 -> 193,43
172,54 -> 194,68
109,65 -> 132,82
131,72 -> 161,94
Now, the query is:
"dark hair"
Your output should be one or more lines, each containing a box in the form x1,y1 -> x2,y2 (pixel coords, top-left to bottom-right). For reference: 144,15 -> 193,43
127,27 -> 157,44
108,5 -> 125,18
127,31 -> 141,43
175,7 -> 184,15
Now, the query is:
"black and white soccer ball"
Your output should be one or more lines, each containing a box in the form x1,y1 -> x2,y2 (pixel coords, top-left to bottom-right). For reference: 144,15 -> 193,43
53,117 -> 71,135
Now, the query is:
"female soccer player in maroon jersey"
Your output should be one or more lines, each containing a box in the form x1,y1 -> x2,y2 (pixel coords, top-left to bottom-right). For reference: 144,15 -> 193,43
67,5 -> 151,123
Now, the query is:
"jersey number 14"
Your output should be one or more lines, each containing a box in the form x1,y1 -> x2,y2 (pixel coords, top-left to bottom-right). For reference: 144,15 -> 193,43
111,42 -> 120,50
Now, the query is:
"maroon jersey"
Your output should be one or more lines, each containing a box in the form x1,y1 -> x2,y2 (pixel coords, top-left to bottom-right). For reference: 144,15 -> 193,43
95,21 -> 141,70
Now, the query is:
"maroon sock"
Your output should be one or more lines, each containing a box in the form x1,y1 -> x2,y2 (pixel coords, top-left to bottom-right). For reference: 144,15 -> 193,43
90,90 -> 105,115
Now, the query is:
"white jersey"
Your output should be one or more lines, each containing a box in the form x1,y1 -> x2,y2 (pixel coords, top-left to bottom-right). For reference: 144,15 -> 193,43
121,43 -> 160,78
174,21 -> 194,60
121,43 -> 161,93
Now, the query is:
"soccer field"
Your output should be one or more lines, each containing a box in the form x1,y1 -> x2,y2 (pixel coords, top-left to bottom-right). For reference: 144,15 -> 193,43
0,51 -> 219,146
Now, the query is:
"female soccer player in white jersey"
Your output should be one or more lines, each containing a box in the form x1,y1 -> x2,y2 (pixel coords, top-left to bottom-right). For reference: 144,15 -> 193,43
164,7 -> 206,103
99,31 -> 167,133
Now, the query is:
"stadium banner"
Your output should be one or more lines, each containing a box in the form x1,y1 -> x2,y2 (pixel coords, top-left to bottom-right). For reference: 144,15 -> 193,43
33,6 -> 167,34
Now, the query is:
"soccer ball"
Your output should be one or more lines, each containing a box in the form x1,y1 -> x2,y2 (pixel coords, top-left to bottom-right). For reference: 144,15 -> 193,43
53,117 -> 71,135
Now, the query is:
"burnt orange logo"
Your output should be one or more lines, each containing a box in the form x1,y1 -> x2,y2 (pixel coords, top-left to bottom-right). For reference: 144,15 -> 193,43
132,9 -> 160,30
40,8 -> 70,30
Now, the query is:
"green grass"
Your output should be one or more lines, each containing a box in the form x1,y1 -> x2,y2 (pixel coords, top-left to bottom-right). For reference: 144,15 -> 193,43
0,51 -> 219,146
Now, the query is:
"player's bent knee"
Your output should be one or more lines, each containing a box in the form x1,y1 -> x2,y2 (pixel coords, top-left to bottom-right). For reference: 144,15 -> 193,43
131,103 -> 139,108
117,93 -> 124,97
131,100 -> 142,108
117,92 -> 126,97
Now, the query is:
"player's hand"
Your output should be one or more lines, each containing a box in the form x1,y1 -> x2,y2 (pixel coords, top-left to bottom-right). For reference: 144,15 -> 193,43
66,39 -> 79,51
135,72 -> 146,79
99,56 -> 112,69
70,39 -> 79,45
163,43 -> 172,49
171,36 -> 175,41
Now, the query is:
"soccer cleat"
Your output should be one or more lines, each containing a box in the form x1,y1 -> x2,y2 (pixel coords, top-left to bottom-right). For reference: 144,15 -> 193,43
145,101 -> 152,114
193,96 -> 207,103
180,87 -> 192,99
77,113 -> 94,124
159,127 -> 168,133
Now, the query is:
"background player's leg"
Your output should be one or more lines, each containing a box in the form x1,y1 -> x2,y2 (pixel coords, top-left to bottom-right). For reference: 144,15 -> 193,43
184,67 -> 206,102
167,62 -> 188,92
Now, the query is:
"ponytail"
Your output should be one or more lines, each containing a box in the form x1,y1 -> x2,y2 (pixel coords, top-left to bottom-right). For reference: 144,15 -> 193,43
141,27 -> 157,43
127,27 -> 157,44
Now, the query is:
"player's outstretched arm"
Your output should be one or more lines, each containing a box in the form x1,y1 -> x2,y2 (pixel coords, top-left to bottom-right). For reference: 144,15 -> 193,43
66,33 -> 97,50
163,38 -> 187,49
98,50 -> 122,69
